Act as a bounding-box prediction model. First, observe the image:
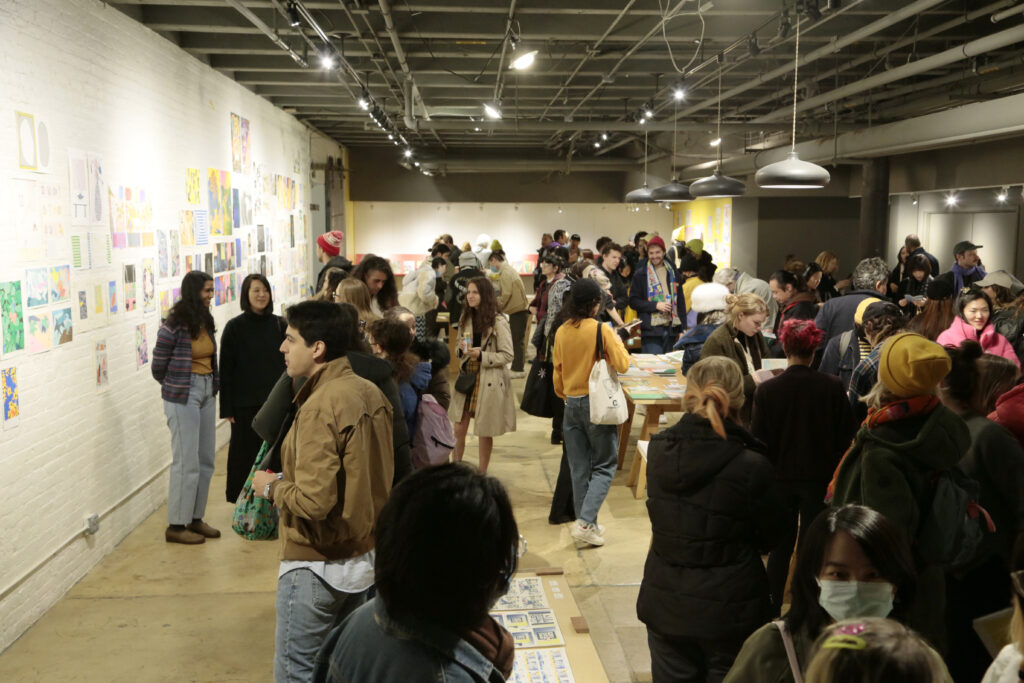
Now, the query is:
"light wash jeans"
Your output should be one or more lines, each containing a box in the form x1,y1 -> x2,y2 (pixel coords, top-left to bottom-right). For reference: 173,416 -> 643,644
274,568 -> 367,682
562,395 -> 619,525
163,373 -> 216,525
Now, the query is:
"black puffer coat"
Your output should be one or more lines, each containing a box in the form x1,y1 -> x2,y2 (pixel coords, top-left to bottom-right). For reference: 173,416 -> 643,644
637,413 -> 786,640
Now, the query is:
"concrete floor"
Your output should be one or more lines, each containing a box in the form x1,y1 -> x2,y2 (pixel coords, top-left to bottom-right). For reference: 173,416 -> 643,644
0,387 -> 656,682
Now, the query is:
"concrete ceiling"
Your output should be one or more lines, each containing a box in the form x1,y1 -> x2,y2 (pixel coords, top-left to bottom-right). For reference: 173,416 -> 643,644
111,0 -> 1024,173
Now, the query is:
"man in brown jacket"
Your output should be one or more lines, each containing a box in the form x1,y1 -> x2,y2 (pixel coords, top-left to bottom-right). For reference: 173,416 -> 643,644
253,300 -> 394,683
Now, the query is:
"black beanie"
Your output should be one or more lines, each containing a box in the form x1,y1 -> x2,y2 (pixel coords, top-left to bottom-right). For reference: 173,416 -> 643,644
571,278 -> 602,306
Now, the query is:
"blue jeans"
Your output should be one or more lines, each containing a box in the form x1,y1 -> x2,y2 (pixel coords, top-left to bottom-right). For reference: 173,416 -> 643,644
163,373 -> 216,525
642,327 -> 677,354
562,395 -> 619,525
274,568 -> 367,683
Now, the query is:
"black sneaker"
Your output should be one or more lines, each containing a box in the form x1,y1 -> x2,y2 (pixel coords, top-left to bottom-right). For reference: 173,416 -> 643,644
550,431 -> 563,445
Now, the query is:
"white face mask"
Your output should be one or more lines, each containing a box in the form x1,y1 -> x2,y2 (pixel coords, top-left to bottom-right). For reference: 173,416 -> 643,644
816,579 -> 894,622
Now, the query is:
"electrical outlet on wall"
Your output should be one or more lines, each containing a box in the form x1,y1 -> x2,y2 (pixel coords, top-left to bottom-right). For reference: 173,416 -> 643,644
84,514 -> 100,536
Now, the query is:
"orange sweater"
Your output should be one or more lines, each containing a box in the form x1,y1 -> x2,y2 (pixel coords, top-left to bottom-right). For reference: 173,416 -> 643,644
553,319 -> 631,398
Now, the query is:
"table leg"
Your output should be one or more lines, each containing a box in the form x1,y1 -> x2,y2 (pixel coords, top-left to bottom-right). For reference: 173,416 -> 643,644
639,406 -> 662,442
617,399 -> 635,470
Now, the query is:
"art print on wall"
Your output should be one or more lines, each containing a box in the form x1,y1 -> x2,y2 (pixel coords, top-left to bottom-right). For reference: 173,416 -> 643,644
69,149 -> 90,224
195,209 -> 210,246
157,231 -> 169,279
135,323 -> 148,368
87,153 -> 107,225
185,167 -> 201,205
0,281 -> 25,356
141,258 -> 156,314
230,113 -> 251,174
49,265 -> 71,303
94,339 -> 109,391
52,307 -> 73,346
219,170 -> 232,236
123,264 -> 137,312
16,111 -> 36,170
2,366 -> 19,428
179,210 -> 196,247
24,268 -> 50,308
26,314 -> 52,353
232,188 -> 240,229
108,280 -> 118,315
169,229 -> 181,277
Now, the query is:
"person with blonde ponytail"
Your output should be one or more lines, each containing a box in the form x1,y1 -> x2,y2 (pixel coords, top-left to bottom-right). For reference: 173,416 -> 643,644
637,356 -> 786,682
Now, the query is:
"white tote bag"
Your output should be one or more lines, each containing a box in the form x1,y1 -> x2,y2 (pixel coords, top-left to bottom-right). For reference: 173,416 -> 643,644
589,322 -> 629,425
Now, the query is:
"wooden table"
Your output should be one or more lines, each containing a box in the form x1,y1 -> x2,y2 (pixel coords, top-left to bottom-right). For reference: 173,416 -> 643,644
617,356 -> 686,499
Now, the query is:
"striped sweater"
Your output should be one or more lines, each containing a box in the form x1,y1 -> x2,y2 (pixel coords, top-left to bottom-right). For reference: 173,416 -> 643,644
152,322 -> 220,404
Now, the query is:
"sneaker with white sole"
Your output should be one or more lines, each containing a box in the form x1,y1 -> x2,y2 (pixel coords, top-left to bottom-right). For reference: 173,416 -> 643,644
570,520 -> 605,547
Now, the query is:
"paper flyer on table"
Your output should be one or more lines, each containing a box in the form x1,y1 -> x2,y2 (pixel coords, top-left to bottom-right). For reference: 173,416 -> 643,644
492,577 -> 549,611
491,609 -> 565,648
509,648 -> 575,683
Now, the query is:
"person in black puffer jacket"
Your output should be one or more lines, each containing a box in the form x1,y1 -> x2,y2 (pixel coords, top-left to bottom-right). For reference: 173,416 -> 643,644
638,356 -> 785,682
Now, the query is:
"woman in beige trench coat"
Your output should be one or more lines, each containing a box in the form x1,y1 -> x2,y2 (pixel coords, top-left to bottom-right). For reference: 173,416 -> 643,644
449,276 -> 516,474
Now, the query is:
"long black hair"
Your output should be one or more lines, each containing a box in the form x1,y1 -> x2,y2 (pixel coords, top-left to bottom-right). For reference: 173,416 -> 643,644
168,271 -> 215,339
785,505 -> 917,639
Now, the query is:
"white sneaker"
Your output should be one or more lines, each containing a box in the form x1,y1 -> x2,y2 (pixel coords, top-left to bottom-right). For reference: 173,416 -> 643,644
570,520 -> 605,547
658,413 -> 668,425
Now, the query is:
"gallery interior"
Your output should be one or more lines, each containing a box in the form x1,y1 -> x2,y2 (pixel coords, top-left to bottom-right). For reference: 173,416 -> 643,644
2,0 -> 1024,680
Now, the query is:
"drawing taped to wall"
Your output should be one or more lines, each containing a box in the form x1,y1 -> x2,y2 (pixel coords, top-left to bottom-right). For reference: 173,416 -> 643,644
0,281 -> 25,356
179,210 -> 196,247
195,209 -> 210,246
16,111 -> 36,170
2,366 -> 19,428
26,314 -> 52,353
69,149 -> 90,224
94,339 -> 108,391
87,153 -> 106,225
230,113 -> 251,173
232,188 -> 240,229
49,265 -> 71,303
52,307 -> 73,346
157,231 -> 169,279
13,178 -> 43,261
136,323 -> 148,368
24,268 -> 49,308
123,264 -> 137,312
185,167 -> 201,204
141,258 -> 156,314
169,229 -> 181,277
78,290 -> 88,320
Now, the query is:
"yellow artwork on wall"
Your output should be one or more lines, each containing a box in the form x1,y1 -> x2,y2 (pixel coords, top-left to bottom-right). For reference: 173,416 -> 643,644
185,168 -> 201,204
674,197 -> 733,268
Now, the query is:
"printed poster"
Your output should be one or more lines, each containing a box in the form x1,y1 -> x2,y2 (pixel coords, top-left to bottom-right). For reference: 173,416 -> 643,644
157,230 -> 169,278
490,610 -> 564,649
49,265 -> 71,304
2,366 -> 19,429
509,648 -> 575,683
16,111 -> 36,170
69,148 -> 90,224
493,577 -> 550,611
179,210 -> 196,247
87,153 -> 107,225
230,113 -> 251,174
0,281 -> 25,356
123,264 -> 137,312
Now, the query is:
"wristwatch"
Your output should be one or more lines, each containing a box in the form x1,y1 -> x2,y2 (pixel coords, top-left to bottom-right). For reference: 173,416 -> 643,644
263,481 -> 274,499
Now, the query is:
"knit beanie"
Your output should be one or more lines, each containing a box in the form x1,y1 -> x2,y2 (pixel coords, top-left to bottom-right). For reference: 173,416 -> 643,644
691,283 -> 730,313
458,251 -> 480,269
878,332 -> 952,398
647,236 -> 666,252
316,230 -> 344,256
570,278 -> 602,306
926,277 -> 954,301
490,239 -> 503,252
686,238 -> 704,255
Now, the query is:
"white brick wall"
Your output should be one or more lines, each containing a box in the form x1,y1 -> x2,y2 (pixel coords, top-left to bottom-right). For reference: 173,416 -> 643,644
0,0 -> 342,651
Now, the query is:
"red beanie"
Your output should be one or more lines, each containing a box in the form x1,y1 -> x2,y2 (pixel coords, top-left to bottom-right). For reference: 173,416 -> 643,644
317,230 -> 344,256
647,235 -> 666,252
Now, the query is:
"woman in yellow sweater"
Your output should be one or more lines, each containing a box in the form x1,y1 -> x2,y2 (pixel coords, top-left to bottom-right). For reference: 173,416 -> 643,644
553,279 -> 631,547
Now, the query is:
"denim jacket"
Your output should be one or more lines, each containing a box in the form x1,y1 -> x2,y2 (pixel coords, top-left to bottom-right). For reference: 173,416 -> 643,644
313,598 -> 507,683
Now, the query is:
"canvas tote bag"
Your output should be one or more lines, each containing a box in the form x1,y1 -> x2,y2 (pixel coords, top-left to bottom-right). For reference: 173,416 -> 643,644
589,321 -> 628,425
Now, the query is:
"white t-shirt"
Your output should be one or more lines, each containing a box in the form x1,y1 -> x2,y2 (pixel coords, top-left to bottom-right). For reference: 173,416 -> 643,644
982,644 -> 1024,683
278,550 -> 375,594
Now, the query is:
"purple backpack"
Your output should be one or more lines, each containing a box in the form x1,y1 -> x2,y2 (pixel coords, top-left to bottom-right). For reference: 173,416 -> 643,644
410,394 -> 456,469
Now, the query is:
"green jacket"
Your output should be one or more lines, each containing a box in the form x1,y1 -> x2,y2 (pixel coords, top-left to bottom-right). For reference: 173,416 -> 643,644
831,402 -> 970,653
724,622 -> 814,683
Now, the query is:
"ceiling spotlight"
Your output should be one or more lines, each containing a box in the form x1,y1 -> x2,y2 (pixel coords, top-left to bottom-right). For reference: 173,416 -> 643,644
483,102 -> 502,119
946,193 -> 958,207
998,187 -> 1009,202
802,0 -> 822,21
911,194 -> 918,205
414,161 -> 420,167
777,11 -> 792,39
594,141 -> 601,148
747,34 -> 760,57
709,137 -> 722,147
673,87 -> 686,101
643,105 -> 654,119
387,133 -> 394,140
319,53 -> 335,69
474,126 -> 481,132
286,0 -> 301,27
638,117 -> 647,125
509,47 -> 538,71
403,149 -> 413,158
358,97 -> 369,110
601,133 -> 608,141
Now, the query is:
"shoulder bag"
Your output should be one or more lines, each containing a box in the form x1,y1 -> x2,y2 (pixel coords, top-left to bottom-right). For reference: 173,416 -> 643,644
772,620 -> 804,683
232,441 -> 279,541
589,322 -> 629,425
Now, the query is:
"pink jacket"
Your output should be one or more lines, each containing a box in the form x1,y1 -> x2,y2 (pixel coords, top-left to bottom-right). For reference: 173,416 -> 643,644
936,317 -> 1021,367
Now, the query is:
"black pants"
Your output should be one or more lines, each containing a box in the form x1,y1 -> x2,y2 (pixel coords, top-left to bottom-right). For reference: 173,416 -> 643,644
946,555 -> 1011,683
508,310 -> 529,372
548,442 -> 575,524
225,406 -> 263,502
647,628 -> 745,683
767,479 -> 828,614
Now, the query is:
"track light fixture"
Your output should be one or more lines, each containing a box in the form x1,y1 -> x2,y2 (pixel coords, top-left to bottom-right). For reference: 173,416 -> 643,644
710,138 -> 722,147
802,0 -> 821,21
946,192 -> 958,207
777,11 -> 792,39
319,53 -> 335,69
998,186 -> 1009,203
911,194 -> 918,205
403,149 -> 413,158
509,41 -> 538,71
601,133 -> 609,141
286,1 -> 301,28
483,102 -> 502,119
747,34 -> 760,57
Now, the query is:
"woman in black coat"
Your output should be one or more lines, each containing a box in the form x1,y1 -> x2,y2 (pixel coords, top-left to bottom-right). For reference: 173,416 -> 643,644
218,274 -> 285,501
638,356 -> 785,682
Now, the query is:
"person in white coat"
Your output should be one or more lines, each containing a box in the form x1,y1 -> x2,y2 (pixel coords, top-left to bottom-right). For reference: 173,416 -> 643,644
398,252 -> 440,339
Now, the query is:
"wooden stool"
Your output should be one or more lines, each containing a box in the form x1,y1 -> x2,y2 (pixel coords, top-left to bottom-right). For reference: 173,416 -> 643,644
626,439 -> 650,499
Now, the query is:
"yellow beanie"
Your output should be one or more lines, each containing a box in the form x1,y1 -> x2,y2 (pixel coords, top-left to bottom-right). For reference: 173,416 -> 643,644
878,332 -> 951,398
854,297 -> 875,325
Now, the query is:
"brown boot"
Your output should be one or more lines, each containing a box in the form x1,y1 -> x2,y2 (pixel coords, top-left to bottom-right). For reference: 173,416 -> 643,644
186,520 -> 221,538
166,526 -> 205,544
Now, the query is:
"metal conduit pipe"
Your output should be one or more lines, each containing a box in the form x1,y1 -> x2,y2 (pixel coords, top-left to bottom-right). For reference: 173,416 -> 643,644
331,0 -> 404,101
403,119 -> 769,133
751,22 -> 1024,122
731,0 -> 1018,117
538,0 -> 637,120
223,0 -> 309,68
672,0 -> 948,121
493,0 -> 520,104
420,158 -> 636,173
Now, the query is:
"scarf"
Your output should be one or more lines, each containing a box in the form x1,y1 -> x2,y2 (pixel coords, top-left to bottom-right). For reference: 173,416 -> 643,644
461,615 -> 515,679
824,395 -> 940,502
646,261 -> 678,327
952,262 -> 986,294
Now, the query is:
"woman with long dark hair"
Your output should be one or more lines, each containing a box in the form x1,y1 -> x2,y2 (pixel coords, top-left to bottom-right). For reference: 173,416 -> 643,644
552,279 -> 630,547
908,278 -> 955,341
726,505 -> 919,682
219,274 -> 285,502
352,254 -> 398,316
448,277 -> 515,474
152,271 -> 220,544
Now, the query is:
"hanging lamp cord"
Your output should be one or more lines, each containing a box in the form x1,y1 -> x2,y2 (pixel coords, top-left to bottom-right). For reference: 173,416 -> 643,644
643,129 -> 649,185
716,68 -> 723,169
672,98 -> 678,179
791,17 -> 800,153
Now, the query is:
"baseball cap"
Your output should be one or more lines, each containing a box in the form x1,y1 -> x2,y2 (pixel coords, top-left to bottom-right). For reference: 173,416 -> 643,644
974,270 -> 1019,292
953,240 -> 982,255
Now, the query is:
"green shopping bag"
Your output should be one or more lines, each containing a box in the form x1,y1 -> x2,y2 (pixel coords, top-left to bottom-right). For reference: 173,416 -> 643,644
232,442 -> 279,540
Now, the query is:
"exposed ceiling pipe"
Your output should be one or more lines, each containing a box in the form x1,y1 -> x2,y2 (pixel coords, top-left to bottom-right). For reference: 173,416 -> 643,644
751,22 -> 1024,122
730,0 -> 1017,118
992,3 -> 1024,21
678,90 -> 1024,179
672,0 -> 948,121
331,0 -> 404,101
402,119 -> 768,133
493,0 -> 519,104
223,0 -> 310,69
419,158 -> 636,173
538,0 -> 638,120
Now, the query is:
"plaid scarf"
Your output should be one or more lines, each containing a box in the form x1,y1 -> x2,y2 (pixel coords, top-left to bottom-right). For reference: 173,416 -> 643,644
825,395 -> 940,503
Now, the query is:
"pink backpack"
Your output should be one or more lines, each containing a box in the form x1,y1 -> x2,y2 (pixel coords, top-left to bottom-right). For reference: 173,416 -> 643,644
410,394 -> 456,469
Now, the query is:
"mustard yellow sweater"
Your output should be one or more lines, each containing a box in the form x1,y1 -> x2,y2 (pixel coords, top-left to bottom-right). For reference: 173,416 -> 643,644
553,318 -> 631,398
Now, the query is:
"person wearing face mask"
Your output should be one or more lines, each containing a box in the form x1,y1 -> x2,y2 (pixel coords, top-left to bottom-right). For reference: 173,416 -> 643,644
488,248 -> 529,377
700,293 -> 771,425
829,332 -> 969,653
937,289 -> 1020,366
725,504 -> 933,683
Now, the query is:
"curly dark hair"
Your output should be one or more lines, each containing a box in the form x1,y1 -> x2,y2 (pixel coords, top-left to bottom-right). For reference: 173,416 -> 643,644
352,255 -> 398,311
167,271 -> 215,339
460,276 -> 499,334
368,316 -> 416,383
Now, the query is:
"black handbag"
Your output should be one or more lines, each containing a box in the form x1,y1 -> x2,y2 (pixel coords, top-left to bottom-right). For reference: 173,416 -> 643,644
454,370 -> 477,395
520,356 -> 557,417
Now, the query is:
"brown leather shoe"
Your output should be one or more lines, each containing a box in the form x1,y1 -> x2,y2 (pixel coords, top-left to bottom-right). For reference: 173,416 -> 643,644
186,521 -> 221,538
165,527 -> 205,544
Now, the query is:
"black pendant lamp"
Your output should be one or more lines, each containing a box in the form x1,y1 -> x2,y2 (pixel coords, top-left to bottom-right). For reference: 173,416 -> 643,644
690,68 -> 746,198
651,95 -> 693,203
625,129 -> 656,203
755,17 -> 830,189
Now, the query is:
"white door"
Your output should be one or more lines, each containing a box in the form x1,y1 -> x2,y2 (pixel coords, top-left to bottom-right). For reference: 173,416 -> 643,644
926,210 -> 1018,275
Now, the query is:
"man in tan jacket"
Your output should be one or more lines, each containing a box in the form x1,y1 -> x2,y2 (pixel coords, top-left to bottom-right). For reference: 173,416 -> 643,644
488,247 -> 529,376
253,300 -> 394,683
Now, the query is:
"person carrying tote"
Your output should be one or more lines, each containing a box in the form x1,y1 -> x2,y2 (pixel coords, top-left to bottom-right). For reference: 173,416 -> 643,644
449,277 -> 516,475
552,279 -> 630,548
151,270 -> 221,545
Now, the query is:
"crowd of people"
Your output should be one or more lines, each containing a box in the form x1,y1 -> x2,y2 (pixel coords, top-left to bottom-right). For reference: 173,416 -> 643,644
147,226 -> 1024,682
